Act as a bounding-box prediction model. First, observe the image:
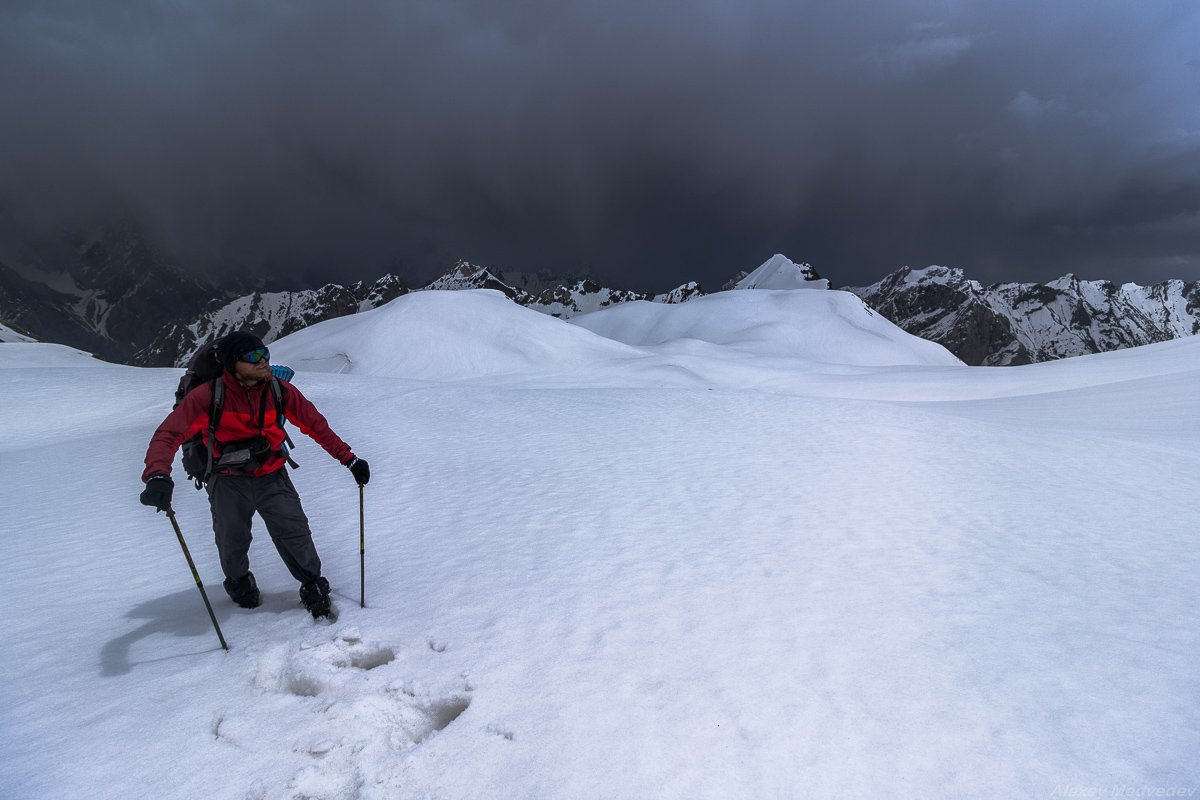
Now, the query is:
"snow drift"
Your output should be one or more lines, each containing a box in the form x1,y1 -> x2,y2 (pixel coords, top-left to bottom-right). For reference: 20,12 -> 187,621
271,287 -> 961,386
270,289 -> 644,381
571,287 -> 962,367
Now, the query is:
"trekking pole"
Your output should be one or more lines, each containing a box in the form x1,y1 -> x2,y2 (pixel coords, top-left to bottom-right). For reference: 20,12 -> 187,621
166,508 -> 229,651
359,484 -> 366,608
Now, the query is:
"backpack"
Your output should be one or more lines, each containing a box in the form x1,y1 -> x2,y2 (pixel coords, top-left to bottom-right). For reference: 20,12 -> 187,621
175,336 -> 298,489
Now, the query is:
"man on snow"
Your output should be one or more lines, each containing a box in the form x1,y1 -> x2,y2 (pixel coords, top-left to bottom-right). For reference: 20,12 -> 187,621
138,331 -> 370,618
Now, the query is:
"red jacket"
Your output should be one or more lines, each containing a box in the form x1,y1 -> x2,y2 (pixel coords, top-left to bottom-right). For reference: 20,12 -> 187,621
142,371 -> 354,482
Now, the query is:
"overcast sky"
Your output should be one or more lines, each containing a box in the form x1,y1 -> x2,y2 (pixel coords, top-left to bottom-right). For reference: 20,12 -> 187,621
2,0 -> 1199,290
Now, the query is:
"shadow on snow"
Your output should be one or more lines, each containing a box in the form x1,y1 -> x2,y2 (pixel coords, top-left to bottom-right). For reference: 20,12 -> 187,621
100,588 -> 301,676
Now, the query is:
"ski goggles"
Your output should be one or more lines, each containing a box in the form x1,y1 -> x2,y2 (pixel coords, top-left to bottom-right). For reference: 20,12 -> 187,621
240,347 -> 270,364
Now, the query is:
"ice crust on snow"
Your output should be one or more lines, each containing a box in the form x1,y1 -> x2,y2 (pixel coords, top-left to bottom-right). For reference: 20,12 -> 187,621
3,288 -> 1200,799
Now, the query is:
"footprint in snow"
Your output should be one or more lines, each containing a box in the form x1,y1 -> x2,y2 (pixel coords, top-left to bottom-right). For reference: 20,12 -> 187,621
216,625 -> 471,800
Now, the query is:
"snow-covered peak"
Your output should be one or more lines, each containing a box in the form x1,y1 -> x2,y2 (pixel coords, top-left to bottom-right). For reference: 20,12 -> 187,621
423,267 -> 709,320
134,274 -> 410,367
652,281 -> 705,305
420,261 -> 529,302
353,274 -> 408,311
901,265 -> 967,285
1046,273 -> 1079,291
525,280 -> 650,319
733,254 -> 828,290
847,265 -> 1200,365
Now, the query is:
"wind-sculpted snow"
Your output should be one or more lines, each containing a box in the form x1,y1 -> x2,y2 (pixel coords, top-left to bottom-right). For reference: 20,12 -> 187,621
3,309 -> 1200,798
571,288 -> 962,368
270,289 -> 650,383
270,288 -> 961,390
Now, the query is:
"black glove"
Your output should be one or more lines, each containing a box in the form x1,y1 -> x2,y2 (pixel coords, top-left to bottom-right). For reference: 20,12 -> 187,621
140,475 -> 174,513
345,457 -> 370,486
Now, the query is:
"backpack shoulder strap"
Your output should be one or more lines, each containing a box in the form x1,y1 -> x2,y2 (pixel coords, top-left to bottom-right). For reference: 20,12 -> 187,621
205,378 -> 225,483
268,376 -> 286,429
210,378 -> 225,426
269,376 -> 300,469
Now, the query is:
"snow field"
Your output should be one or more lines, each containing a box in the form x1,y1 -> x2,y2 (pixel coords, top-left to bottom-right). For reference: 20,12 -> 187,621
2,289 -> 1200,798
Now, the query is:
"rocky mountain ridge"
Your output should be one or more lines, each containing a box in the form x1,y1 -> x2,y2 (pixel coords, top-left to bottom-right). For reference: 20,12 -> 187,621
0,228 -> 219,361
133,275 -> 410,366
845,266 -> 1200,366
126,256 -> 823,367
9,233 -> 1196,369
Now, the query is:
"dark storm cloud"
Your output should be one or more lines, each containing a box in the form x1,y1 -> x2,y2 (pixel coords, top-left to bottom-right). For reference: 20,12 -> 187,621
2,0 -> 1199,289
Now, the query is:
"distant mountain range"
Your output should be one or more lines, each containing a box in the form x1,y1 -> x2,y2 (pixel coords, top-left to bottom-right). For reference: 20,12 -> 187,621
843,266 -> 1200,366
132,274 -> 410,366
0,227 -> 218,361
3,227 -> 1198,367
135,260 -> 742,366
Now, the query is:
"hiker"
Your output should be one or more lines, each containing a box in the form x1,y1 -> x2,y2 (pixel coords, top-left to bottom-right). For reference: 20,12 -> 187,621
138,331 -> 370,618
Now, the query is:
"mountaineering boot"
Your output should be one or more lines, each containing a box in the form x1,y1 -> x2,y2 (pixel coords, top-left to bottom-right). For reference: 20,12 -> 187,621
299,576 -> 332,619
223,572 -> 261,609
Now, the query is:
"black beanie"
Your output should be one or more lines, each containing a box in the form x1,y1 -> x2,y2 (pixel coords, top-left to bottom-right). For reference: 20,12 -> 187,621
218,331 -> 266,372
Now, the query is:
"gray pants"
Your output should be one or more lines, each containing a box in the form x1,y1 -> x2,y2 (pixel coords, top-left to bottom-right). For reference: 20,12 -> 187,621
207,469 -> 322,585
